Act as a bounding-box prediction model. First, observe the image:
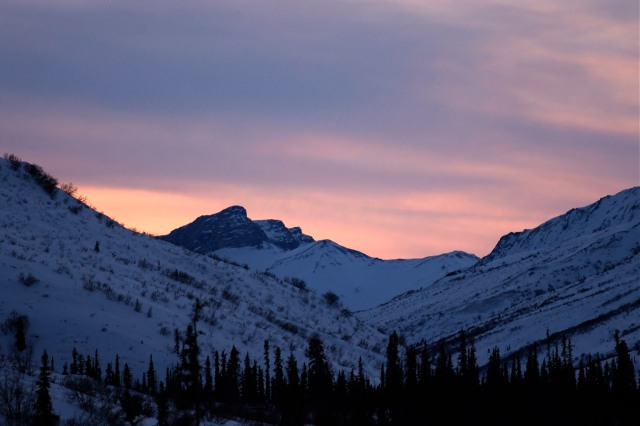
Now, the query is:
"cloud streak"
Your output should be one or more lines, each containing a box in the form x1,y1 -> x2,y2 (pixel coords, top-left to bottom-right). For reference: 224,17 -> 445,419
1,0 -> 637,258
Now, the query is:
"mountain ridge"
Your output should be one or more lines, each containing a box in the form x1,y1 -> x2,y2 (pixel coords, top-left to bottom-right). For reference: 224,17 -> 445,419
0,157 -> 388,383
160,205 -> 315,253
160,208 -> 480,310
358,185 -> 640,365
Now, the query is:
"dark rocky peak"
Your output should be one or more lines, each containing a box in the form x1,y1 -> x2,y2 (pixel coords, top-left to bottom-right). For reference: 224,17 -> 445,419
159,206 -> 267,253
160,206 -> 314,254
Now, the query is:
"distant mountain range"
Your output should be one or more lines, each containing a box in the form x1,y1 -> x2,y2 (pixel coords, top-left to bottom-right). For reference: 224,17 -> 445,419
159,185 -> 640,367
0,157 -> 388,382
1,154 -> 637,395
159,207 -> 479,310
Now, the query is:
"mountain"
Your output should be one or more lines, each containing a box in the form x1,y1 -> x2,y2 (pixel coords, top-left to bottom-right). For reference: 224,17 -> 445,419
357,186 -> 640,366
160,208 -> 479,310
161,206 -> 314,253
0,157 -> 388,387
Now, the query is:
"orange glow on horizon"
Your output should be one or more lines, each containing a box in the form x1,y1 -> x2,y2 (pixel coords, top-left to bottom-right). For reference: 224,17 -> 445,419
78,184 -> 569,260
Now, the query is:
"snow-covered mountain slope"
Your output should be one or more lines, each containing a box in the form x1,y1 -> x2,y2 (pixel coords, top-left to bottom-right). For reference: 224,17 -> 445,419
161,208 -> 479,311
226,242 -> 478,311
358,186 -> 640,366
0,158 -> 388,382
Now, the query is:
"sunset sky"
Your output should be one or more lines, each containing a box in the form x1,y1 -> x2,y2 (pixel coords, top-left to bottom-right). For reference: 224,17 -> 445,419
1,0 -> 638,259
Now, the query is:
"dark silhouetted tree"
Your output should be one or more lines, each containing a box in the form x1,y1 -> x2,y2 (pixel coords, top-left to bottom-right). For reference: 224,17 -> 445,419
32,350 -> 58,425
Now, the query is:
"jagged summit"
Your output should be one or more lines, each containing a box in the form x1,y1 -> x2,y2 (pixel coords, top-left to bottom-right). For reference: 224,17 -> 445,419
159,206 -> 314,252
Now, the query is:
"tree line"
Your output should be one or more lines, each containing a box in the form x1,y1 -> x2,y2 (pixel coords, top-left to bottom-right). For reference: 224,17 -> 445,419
2,299 -> 638,425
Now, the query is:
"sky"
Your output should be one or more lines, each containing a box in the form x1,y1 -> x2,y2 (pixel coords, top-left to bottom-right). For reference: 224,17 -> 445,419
1,0 -> 638,259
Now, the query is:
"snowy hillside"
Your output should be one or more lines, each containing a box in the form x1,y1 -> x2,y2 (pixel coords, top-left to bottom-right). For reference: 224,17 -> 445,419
161,208 -> 479,310
0,157 -> 389,389
358,186 -> 640,366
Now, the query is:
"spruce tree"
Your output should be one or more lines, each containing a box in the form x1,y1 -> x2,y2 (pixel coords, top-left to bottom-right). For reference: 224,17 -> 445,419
156,381 -> 169,426
70,347 -> 78,375
272,346 -> 285,404
204,355 -> 213,397
457,329 -> 468,377
93,349 -> 101,381
282,353 -> 303,425
419,340 -> 432,389
147,354 -> 157,395
264,340 -> 271,401
612,331 -> 637,423
123,363 -> 132,389
32,350 -> 58,425
226,346 -> 241,402
105,362 -> 114,385
306,337 -> 334,424
306,337 -> 332,402
114,355 -> 121,387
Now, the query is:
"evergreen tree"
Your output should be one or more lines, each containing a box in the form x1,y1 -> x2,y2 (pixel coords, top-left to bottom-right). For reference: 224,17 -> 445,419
174,329 -> 181,355
272,346 -> 285,404
156,381 -> 169,426
418,340 -> 432,389
114,355 -> 121,387
385,331 -> 403,394
405,344 -> 418,391
70,347 -> 78,375
214,351 -> 221,399
286,353 -> 300,391
147,354 -> 157,395
306,337 -> 334,424
282,353 -> 303,425
242,353 -> 253,403
466,340 -> 479,389
611,331 -> 637,422
612,331 -> 637,395
485,347 -> 503,389
226,346 -> 241,402
524,344 -> 540,387
84,353 -> 93,379
264,340 -> 271,401
456,329 -> 468,377
32,350 -> 58,425
105,362 -> 114,385
306,337 -> 332,399
204,355 -> 213,397
123,363 -> 132,389
93,349 -> 101,381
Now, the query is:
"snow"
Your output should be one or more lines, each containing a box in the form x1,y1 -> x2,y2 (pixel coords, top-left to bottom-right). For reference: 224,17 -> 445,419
0,157 -> 388,416
164,206 -> 478,311
216,241 -> 478,311
358,186 -> 640,367
1,155 -> 637,422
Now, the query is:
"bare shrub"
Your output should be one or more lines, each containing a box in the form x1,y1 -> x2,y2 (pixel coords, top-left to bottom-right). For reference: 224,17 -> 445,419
68,205 -> 83,215
0,368 -> 35,424
65,376 -> 125,425
26,163 -> 58,196
59,182 -> 78,197
18,272 -> 39,287
323,291 -> 340,307
3,153 -> 21,170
